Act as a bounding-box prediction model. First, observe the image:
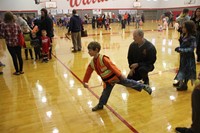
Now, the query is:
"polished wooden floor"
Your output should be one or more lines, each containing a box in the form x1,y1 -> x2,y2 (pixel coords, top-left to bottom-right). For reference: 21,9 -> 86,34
0,21 -> 199,133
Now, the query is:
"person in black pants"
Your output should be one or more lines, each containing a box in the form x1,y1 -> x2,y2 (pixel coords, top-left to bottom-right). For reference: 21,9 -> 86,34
191,8 -> 200,62
127,29 -> 157,85
7,46 -> 23,75
175,73 -> 200,133
38,8 -> 54,59
0,12 -> 24,75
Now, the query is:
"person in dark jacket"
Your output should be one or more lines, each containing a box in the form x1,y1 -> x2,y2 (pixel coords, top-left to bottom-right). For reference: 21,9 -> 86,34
38,8 -> 54,59
68,9 -> 82,52
174,20 -> 196,91
175,72 -> 200,133
191,7 -> 200,62
127,29 -> 157,85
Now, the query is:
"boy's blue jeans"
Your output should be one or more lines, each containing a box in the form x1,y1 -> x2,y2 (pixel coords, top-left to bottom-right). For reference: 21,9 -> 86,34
98,78 -> 146,106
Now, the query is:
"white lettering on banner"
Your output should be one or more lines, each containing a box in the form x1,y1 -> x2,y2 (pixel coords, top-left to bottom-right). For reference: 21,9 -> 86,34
67,0 -> 108,8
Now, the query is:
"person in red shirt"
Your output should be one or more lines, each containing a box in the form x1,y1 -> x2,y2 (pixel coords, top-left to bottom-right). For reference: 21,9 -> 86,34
41,30 -> 50,63
83,41 -> 152,111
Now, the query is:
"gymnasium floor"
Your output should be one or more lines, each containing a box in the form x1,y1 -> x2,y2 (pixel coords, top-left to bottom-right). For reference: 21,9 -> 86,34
0,21 -> 199,133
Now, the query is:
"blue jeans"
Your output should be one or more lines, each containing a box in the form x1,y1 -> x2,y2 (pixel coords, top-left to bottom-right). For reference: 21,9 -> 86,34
98,78 -> 145,106
118,78 -> 145,91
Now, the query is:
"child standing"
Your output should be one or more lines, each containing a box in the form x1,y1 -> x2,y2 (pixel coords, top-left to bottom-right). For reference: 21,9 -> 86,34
23,27 -> 33,60
31,32 -> 41,60
83,41 -> 152,111
174,20 -> 196,91
41,30 -> 51,63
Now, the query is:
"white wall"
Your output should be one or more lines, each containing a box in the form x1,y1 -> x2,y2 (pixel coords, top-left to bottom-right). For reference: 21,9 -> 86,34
0,0 -> 199,12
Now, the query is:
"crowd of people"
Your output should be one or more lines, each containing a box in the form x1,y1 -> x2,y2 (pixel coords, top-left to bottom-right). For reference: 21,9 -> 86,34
0,8 -> 54,75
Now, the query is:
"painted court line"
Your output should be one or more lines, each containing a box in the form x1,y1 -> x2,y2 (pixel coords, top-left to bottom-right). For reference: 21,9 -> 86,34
52,53 -> 139,133
59,28 -> 172,39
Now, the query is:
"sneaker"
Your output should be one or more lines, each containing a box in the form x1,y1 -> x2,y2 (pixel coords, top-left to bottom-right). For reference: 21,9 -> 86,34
71,50 -> 77,53
92,104 -> 103,111
176,84 -> 188,91
173,81 -> 180,87
13,72 -> 20,75
143,85 -> 152,95
175,127 -> 193,133
20,71 -> 24,74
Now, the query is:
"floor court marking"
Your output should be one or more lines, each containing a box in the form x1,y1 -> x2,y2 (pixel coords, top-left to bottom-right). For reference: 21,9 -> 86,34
52,53 -> 139,133
59,28 -> 173,39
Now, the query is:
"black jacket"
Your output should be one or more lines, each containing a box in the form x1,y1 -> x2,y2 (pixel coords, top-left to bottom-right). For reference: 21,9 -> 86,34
127,39 -> 157,70
68,14 -> 82,33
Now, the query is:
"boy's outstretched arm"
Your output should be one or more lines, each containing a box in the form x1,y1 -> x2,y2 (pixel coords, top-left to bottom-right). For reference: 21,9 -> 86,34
83,65 -> 94,88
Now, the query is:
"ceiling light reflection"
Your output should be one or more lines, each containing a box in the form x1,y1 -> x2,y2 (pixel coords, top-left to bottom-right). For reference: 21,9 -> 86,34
77,88 -> 82,96
151,87 -> 156,91
42,96 -> 47,103
162,62 -> 167,69
167,123 -> 172,131
100,117 -> 105,125
168,40 -> 172,46
52,128 -> 59,133
168,48 -> 172,55
69,79 -> 74,87
162,39 -> 166,45
36,82 -> 43,92
64,73 -> 68,78
121,93 -> 127,101
162,47 -> 165,52
87,100 -> 93,108
169,95 -> 176,101
46,111 -> 52,118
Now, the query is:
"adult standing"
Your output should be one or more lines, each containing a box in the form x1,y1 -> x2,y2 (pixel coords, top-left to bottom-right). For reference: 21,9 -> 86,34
176,8 -> 190,36
175,73 -> 200,133
127,29 -> 157,85
39,8 -> 54,59
68,9 -> 82,52
15,14 -> 31,32
141,12 -> 145,23
191,8 -> 200,62
0,12 -> 24,75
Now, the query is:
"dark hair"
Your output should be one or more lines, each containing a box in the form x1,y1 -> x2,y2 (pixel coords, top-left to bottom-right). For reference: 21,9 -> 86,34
4,12 -> 15,23
20,13 -> 24,17
87,41 -> 101,52
183,8 -> 189,14
193,8 -> 200,19
41,8 -> 48,16
72,9 -> 76,14
183,20 -> 196,36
